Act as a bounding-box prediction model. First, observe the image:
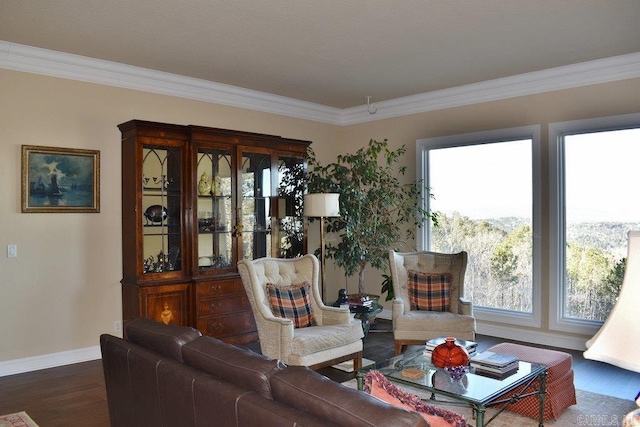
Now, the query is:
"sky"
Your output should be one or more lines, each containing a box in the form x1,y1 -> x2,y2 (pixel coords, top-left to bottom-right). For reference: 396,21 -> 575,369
429,139 -> 532,220
565,129 -> 640,223
428,128 -> 640,223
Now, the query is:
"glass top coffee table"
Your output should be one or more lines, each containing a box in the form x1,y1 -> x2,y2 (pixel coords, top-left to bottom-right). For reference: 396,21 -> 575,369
356,348 -> 547,427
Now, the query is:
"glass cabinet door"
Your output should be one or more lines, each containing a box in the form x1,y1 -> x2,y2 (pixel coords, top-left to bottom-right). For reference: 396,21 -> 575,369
141,146 -> 183,274
276,156 -> 306,258
195,147 -> 233,271
240,151 -> 272,260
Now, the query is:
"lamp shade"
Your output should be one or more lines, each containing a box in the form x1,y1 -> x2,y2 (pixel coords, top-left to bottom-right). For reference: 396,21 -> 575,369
304,193 -> 340,217
584,230 -> 640,373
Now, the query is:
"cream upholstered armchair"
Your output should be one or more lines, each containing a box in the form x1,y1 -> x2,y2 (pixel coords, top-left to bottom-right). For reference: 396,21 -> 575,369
389,250 -> 475,355
238,254 -> 363,370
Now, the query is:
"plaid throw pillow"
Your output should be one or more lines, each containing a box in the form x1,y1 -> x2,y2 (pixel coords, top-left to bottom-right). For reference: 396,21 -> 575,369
407,270 -> 452,312
266,282 -> 317,328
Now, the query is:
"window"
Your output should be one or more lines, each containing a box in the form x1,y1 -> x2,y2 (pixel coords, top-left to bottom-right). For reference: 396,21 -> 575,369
417,126 -> 541,327
550,114 -> 640,334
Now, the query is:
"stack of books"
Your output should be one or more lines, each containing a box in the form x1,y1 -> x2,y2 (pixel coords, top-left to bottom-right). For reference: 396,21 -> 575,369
470,351 -> 519,378
347,295 -> 374,309
425,337 -> 478,360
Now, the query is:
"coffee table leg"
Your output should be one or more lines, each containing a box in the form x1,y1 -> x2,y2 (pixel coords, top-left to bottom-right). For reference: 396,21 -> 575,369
538,369 -> 547,427
356,370 -> 364,391
475,405 -> 486,427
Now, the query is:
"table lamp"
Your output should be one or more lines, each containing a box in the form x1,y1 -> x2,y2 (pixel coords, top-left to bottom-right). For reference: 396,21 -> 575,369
304,193 -> 340,302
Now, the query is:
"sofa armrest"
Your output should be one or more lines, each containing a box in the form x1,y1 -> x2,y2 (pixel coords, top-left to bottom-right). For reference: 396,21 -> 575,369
125,318 -> 201,362
458,297 -> 473,316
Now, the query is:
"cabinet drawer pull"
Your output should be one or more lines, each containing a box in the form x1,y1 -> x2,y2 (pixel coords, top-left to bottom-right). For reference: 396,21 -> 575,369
210,302 -> 222,310
211,285 -> 223,293
211,321 -> 223,330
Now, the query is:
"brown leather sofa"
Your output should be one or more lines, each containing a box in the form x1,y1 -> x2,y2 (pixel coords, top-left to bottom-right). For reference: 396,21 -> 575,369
100,318 -> 428,427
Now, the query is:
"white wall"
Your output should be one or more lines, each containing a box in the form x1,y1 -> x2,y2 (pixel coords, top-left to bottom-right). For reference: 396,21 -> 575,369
1,66 -> 639,373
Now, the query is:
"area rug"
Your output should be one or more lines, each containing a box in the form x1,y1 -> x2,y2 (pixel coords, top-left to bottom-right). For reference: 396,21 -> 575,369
333,358 -> 375,373
0,412 -> 39,427
342,379 -> 636,426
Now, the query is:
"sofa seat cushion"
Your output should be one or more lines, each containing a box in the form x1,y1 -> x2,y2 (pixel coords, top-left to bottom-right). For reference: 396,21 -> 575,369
183,336 -> 284,399
395,311 -> 475,333
364,370 -> 468,427
290,321 -> 363,357
125,317 -> 201,362
270,366 -> 428,427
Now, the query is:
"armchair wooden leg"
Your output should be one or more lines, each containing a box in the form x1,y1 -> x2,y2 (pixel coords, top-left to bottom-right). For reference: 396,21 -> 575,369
353,352 -> 363,372
394,341 -> 405,356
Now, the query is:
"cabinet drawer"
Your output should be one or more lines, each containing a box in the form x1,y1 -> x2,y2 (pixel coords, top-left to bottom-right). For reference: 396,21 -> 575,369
197,295 -> 250,316
196,279 -> 242,298
197,312 -> 256,338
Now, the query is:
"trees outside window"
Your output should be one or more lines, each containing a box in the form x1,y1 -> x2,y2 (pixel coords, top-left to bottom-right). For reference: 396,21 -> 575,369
550,119 -> 640,333
419,130 -> 540,327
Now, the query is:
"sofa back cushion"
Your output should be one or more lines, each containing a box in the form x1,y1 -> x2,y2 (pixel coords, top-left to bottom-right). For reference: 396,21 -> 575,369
183,335 -> 284,399
125,318 -> 201,362
101,332 -> 266,427
270,367 -> 428,427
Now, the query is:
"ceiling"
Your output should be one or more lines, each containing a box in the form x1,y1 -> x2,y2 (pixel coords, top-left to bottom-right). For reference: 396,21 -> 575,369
1,0 -> 640,109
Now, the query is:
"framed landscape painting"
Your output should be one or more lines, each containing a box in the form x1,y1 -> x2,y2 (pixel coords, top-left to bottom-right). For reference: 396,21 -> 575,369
21,145 -> 100,213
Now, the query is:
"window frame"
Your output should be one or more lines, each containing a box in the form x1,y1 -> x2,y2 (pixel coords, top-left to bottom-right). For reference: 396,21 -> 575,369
548,113 -> 640,335
416,125 -> 542,328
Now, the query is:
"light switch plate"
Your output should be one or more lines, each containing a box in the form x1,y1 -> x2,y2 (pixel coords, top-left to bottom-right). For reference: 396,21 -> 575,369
7,244 -> 17,258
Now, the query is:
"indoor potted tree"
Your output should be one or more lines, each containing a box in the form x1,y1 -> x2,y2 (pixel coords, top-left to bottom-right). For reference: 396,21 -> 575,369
306,139 -> 437,301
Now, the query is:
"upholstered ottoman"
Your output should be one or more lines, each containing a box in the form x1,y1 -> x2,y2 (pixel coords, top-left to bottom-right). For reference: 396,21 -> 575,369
486,342 -> 576,420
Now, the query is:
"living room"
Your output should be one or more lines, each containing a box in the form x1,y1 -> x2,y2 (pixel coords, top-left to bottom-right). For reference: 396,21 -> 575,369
1,2 -> 640,425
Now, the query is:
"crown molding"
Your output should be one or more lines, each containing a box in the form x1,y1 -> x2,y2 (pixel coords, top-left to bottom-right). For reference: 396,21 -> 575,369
0,41 -> 342,124
339,52 -> 640,125
2,40 -> 639,126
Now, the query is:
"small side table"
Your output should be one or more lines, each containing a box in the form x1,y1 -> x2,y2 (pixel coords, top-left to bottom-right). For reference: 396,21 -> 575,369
331,289 -> 382,335
350,304 -> 382,335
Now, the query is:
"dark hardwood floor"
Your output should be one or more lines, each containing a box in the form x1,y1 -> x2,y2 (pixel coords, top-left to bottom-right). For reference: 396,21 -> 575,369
0,359 -> 109,426
1,321 -> 638,426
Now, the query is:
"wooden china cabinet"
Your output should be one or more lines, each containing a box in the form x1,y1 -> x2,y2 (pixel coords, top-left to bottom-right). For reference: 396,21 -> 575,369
119,120 -> 310,344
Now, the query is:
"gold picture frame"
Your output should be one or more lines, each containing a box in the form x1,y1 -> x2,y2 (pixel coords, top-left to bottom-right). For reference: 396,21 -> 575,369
21,145 -> 100,213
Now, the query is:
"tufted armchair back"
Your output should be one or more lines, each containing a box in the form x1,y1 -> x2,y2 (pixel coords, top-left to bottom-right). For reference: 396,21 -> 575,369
390,250 -> 468,315
238,254 -> 327,325
238,254 -> 363,368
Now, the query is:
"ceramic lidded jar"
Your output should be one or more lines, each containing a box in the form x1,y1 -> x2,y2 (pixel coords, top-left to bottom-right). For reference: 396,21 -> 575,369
198,172 -> 212,195
431,337 -> 470,368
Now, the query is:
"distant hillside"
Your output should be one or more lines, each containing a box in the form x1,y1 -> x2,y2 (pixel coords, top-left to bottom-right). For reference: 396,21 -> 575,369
567,222 -> 640,258
483,217 -> 640,259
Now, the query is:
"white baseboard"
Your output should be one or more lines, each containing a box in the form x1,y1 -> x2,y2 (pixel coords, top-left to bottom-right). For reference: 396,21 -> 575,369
0,345 -> 101,377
